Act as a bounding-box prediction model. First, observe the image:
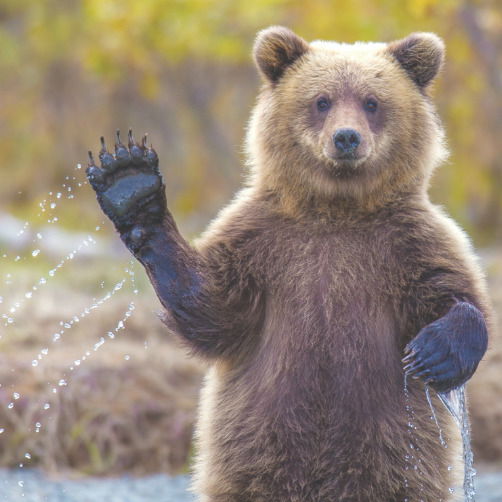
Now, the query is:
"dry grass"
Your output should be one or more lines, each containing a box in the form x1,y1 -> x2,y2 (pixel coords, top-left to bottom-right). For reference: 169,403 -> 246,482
0,248 -> 501,476
0,260 -> 204,476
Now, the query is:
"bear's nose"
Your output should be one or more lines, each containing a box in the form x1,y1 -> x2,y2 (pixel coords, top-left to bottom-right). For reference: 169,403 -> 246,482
333,129 -> 361,154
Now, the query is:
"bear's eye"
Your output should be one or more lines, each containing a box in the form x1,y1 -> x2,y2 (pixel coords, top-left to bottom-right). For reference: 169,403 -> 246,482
316,97 -> 331,113
364,98 -> 378,113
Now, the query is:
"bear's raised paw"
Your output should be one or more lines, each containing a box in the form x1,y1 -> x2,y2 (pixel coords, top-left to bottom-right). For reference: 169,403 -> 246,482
87,129 -> 167,245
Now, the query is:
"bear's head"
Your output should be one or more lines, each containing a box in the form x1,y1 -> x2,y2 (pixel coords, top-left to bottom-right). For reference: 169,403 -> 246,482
247,27 -> 448,213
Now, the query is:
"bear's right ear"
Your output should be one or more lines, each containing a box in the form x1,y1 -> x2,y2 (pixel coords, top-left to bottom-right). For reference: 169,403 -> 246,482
253,26 -> 309,85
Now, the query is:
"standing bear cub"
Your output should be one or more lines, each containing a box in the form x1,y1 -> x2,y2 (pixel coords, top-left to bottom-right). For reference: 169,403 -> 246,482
87,27 -> 491,501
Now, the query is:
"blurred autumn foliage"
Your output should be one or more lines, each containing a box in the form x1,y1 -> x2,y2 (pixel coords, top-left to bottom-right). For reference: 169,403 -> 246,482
0,0 -> 501,243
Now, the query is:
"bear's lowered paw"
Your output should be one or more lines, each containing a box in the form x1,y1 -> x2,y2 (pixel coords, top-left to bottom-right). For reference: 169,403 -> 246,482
403,302 -> 488,393
87,129 -> 167,249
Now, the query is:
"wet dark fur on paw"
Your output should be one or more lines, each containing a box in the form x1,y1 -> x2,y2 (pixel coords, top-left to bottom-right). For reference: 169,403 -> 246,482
403,301 -> 488,393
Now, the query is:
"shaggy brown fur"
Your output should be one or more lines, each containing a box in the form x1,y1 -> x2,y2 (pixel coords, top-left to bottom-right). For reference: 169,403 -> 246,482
116,28 -> 494,501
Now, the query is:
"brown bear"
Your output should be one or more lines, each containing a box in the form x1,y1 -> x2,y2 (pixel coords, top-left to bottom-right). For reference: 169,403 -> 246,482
86,27 -> 492,501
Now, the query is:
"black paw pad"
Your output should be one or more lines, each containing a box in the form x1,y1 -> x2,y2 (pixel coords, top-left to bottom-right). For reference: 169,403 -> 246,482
129,132 -> 144,161
114,130 -> 131,165
99,137 -> 115,170
126,225 -> 148,252
87,129 -> 166,236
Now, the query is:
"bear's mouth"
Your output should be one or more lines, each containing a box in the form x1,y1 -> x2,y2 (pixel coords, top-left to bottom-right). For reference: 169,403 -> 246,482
321,160 -> 366,180
334,152 -> 361,161
322,146 -> 367,164
327,154 -> 368,170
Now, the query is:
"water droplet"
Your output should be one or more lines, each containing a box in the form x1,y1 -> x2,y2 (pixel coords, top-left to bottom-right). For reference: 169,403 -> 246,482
0,428 -> 4,434
124,355 -> 130,361
58,379 -> 67,387
8,403 -> 14,409
13,392 -> 20,400
94,338 -> 105,351
31,360 -> 38,367
24,453 -> 31,460
25,292 -> 33,299
53,333 -> 61,342
14,256 -> 20,262
50,202 -> 56,209
31,249 -> 40,257
18,481 -> 24,487
43,403 -> 50,410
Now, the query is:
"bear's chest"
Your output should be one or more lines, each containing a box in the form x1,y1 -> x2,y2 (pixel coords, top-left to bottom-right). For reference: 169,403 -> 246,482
251,224 -> 403,385
264,224 -> 397,323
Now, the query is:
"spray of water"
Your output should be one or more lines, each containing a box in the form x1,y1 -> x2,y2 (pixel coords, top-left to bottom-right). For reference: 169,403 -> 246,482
0,163 -> 140,496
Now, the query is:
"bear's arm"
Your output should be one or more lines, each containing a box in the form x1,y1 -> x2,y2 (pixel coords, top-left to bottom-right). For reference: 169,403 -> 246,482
134,215 -> 266,360
399,227 -> 492,393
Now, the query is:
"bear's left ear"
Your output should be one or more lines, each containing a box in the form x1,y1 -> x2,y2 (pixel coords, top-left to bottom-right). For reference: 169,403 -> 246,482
253,26 -> 310,84
387,32 -> 445,88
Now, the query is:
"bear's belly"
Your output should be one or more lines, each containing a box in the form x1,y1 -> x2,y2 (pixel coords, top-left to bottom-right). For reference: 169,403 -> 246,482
192,301 -> 458,501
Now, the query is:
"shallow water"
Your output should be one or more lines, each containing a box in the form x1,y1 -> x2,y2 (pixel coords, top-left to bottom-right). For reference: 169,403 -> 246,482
0,469 -> 501,502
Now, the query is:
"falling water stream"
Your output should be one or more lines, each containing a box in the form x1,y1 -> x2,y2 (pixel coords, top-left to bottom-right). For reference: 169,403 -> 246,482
405,374 -> 477,502
437,386 -> 476,502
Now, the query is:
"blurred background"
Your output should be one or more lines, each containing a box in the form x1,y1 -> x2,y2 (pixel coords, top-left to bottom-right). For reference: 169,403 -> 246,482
0,0 -> 501,484
1,0 -> 501,242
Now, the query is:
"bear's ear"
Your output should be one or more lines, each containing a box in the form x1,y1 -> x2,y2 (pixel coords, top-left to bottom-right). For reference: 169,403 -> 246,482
387,32 -> 445,88
253,26 -> 310,84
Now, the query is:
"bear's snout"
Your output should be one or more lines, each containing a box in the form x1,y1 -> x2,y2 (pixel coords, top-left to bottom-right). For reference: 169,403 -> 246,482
333,128 -> 361,157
